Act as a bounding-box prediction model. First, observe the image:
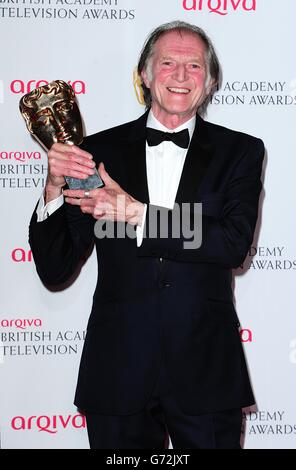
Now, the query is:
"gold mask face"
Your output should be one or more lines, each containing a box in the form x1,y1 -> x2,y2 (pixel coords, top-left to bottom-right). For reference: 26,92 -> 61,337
19,80 -> 104,190
19,80 -> 83,150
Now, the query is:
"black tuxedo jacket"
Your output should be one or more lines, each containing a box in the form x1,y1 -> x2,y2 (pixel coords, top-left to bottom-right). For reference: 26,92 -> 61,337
29,112 -> 264,415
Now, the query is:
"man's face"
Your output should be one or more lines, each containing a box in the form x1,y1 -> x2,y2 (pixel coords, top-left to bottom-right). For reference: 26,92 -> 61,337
22,85 -> 83,150
141,30 -> 214,126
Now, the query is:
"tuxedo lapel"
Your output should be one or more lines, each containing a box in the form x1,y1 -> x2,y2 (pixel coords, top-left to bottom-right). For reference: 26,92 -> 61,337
121,112 -> 214,205
122,111 -> 150,204
175,115 -> 214,204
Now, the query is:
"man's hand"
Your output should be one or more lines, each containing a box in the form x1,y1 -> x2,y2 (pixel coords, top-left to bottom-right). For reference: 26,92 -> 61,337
45,143 -> 96,203
63,162 -> 145,226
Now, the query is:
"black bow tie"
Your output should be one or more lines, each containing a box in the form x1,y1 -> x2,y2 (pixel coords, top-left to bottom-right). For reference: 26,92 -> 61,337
146,127 -> 190,149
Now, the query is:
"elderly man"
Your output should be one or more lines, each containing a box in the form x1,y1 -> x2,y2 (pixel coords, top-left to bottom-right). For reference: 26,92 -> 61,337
29,21 -> 264,449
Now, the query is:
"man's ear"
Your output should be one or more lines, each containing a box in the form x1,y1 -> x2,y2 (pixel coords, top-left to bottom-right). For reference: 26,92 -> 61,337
141,69 -> 151,89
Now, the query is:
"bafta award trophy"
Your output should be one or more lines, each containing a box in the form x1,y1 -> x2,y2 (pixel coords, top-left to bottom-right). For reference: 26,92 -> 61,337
19,79 -> 103,190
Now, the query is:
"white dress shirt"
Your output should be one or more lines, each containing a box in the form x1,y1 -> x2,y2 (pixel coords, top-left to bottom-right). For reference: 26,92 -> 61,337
145,111 -> 195,208
36,110 -> 196,247
136,111 -> 195,245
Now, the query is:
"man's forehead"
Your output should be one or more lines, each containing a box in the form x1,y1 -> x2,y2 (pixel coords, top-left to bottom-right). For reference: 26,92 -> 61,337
154,30 -> 206,56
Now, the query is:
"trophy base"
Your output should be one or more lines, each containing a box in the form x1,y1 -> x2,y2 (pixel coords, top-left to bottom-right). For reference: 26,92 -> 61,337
65,168 -> 104,190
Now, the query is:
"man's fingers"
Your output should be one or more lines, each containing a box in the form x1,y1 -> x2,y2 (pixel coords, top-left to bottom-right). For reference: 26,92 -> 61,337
63,188 -> 98,199
52,160 -> 95,178
49,143 -> 95,176
48,145 -> 96,180
64,197 -> 96,207
64,197 -> 82,206
50,143 -> 93,159
49,149 -> 95,168
65,195 -> 109,219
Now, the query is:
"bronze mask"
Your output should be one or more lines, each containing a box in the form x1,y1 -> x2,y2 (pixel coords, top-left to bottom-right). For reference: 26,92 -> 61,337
19,80 -> 83,150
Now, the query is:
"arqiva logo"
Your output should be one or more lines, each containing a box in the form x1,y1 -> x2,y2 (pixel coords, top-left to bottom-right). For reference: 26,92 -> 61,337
183,0 -> 257,15
10,80 -> 86,95
240,328 -> 253,343
11,248 -> 32,263
0,318 -> 42,329
11,413 -> 86,434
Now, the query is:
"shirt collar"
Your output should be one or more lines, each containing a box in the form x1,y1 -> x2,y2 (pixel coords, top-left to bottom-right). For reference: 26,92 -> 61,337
147,110 -> 196,141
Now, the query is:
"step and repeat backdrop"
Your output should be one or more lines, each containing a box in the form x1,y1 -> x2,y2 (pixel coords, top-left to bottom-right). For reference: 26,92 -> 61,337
0,0 -> 295,449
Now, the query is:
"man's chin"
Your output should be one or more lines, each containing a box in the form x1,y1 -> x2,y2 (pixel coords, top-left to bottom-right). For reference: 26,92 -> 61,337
165,107 -> 195,118
162,100 -> 196,115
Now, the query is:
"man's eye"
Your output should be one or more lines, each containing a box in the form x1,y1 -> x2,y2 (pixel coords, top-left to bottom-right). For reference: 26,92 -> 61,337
162,61 -> 173,66
189,64 -> 200,69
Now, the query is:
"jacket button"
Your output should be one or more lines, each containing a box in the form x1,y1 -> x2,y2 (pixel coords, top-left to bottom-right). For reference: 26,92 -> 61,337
158,280 -> 172,288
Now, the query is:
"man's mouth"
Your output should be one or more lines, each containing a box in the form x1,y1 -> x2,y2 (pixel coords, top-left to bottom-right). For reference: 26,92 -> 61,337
167,87 -> 190,94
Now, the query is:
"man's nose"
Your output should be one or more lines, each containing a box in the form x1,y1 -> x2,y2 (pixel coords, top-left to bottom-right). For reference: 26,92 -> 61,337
173,64 -> 187,82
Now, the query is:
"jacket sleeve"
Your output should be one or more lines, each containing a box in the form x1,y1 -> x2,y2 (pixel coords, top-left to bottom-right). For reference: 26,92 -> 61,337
29,202 -> 95,286
137,138 -> 265,268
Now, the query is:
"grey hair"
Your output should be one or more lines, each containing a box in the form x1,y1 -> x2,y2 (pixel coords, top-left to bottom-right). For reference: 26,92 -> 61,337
137,20 -> 221,115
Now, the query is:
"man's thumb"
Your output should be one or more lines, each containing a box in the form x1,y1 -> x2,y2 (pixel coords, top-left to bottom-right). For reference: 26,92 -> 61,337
98,162 -> 114,186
